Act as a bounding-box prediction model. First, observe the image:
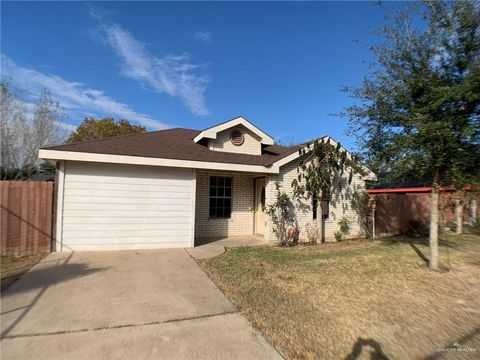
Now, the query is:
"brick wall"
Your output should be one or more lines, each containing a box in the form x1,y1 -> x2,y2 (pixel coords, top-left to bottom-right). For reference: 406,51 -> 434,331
264,158 -> 367,243
195,170 -> 255,238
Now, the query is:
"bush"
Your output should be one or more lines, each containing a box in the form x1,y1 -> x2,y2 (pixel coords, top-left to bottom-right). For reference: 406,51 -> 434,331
305,222 -> 321,244
351,188 -> 373,238
404,220 -> 429,237
446,221 -> 457,232
334,231 -> 344,242
467,219 -> 480,235
334,217 -> 351,241
265,183 -> 298,246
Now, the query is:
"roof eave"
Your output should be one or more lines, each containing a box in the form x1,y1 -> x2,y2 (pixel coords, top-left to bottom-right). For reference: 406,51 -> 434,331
268,136 -> 376,179
38,149 -> 279,174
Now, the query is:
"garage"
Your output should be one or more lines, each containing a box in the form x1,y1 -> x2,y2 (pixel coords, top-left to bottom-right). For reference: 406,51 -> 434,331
58,161 -> 196,251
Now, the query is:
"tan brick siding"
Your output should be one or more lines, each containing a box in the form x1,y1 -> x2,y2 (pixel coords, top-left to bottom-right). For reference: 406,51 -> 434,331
264,158 -> 366,243
195,170 -> 256,238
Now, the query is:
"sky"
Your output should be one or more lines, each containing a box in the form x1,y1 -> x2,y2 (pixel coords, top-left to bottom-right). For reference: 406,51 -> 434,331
1,1 -> 400,150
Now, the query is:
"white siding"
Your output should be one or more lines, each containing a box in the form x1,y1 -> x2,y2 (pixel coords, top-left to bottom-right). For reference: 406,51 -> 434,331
60,161 -> 195,251
208,126 -> 262,155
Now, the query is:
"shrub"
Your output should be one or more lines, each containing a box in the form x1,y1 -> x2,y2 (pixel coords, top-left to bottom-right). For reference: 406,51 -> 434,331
446,221 -> 457,232
467,219 -> 480,235
334,231 -> 344,242
404,220 -> 429,237
265,183 -> 298,246
334,217 -> 351,241
305,222 -> 321,244
351,188 -> 373,238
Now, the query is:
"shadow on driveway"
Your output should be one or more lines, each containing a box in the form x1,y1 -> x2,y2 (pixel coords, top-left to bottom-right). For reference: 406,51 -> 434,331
1,253 -> 106,338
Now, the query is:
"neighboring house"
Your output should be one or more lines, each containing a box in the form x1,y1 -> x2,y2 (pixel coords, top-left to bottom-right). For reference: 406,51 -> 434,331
39,116 -> 375,251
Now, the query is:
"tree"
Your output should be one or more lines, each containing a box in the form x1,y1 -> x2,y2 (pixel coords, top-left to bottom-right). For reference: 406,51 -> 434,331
291,138 -> 365,243
1,81 -> 28,174
265,182 -> 298,246
0,82 -> 66,179
67,117 -> 146,143
344,1 -> 480,269
351,187 -> 374,238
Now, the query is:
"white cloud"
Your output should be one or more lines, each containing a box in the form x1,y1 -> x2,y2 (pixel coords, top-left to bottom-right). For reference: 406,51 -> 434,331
194,31 -> 212,43
1,55 -> 167,130
93,13 -> 210,116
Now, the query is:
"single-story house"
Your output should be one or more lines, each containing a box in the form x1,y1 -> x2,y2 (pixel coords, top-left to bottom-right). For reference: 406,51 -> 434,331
39,116 -> 375,251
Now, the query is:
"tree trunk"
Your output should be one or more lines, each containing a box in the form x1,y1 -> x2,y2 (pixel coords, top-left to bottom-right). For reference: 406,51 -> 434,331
455,199 -> 464,234
317,196 -> 324,243
439,194 -> 446,234
471,195 -> 477,223
372,203 -> 376,239
429,188 -> 440,270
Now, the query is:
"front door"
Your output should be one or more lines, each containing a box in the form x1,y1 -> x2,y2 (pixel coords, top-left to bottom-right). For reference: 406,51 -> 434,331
255,178 -> 266,235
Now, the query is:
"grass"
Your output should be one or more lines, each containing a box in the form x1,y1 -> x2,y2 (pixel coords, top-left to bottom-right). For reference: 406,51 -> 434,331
198,234 -> 480,360
1,253 -> 47,291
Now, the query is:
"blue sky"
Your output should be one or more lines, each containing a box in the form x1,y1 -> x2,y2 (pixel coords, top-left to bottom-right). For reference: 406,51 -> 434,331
2,1 -> 399,150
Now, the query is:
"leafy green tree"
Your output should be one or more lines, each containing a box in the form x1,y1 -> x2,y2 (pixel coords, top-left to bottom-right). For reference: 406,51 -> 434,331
291,138 -> 365,243
67,117 -> 146,143
344,1 -> 480,269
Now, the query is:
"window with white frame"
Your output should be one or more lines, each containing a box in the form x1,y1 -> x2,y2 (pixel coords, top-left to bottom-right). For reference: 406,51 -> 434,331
209,176 -> 232,218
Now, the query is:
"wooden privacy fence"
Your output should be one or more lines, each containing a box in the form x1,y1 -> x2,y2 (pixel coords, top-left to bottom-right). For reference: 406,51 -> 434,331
1,181 -> 54,255
369,189 -> 479,236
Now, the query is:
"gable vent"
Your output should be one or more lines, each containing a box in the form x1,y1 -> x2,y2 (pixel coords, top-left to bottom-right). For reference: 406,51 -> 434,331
230,130 -> 245,146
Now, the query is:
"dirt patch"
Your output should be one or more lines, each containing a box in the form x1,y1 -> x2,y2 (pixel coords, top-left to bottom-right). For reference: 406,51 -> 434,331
1,253 -> 48,291
199,235 -> 480,359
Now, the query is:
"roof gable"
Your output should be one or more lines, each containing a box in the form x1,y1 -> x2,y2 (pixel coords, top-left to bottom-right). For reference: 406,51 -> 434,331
193,116 -> 274,145
270,136 -> 376,180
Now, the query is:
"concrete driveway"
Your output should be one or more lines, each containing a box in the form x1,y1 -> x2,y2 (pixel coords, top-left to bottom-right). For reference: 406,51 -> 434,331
1,249 -> 281,360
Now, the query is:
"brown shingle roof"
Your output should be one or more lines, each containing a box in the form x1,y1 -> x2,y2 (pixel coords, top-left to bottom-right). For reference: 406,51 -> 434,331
43,128 -> 301,167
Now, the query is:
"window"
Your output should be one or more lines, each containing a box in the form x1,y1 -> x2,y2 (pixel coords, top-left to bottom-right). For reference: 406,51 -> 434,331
209,176 -> 232,218
312,193 -> 330,220
321,199 -> 330,219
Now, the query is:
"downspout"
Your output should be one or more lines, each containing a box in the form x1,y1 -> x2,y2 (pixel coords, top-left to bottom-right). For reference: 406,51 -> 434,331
50,177 -> 56,253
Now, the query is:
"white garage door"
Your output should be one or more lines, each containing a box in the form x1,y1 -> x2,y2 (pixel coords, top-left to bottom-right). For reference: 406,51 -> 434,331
60,161 -> 195,251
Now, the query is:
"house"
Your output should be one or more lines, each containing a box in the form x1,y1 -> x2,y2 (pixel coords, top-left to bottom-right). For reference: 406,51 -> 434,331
38,116 -> 375,251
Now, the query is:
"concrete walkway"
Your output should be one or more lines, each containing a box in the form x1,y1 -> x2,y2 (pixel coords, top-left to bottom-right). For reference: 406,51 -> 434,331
187,235 -> 268,259
1,249 -> 281,360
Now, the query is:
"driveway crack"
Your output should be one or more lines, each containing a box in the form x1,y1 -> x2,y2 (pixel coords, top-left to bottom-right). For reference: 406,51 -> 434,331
1,310 -> 240,339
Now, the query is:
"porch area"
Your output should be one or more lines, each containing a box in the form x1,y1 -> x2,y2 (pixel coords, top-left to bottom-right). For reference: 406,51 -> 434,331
194,170 -> 268,242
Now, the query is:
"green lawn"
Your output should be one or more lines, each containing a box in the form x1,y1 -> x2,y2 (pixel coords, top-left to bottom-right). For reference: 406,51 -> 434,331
1,253 -> 47,291
199,235 -> 480,360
